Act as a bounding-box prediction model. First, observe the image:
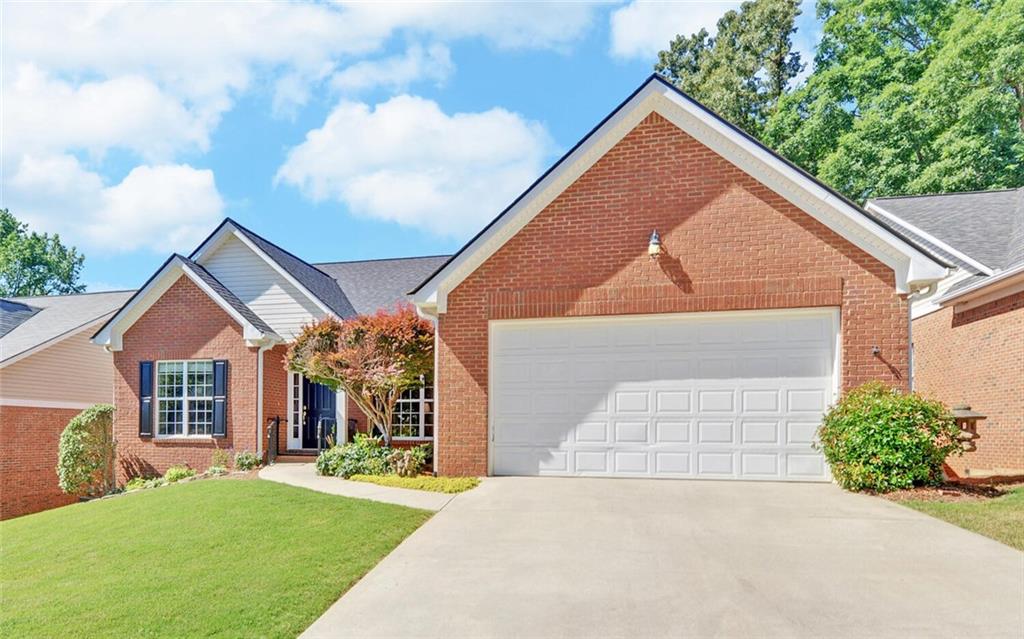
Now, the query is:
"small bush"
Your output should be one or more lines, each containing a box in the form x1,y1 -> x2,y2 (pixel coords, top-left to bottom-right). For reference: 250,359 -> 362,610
124,476 -> 166,491
818,382 -> 961,492
164,466 -> 196,483
316,434 -> 390,478
234,451 -> 261,471
206,466 -> 227,476
210,448 -> 231,469
387,444 -> 431,477
57,404 -> 116,496
349,474 -> 479,494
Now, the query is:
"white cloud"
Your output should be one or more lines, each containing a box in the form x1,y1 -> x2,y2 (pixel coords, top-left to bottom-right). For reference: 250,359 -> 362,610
610,1 -> 740,60
332,44 -> 454,93
7,155 -> 224,254
276,95 -> 551,236
2,2 -> 599,251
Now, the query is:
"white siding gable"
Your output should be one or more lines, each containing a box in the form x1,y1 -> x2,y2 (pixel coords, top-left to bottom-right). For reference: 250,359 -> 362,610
202,235 -> 324,339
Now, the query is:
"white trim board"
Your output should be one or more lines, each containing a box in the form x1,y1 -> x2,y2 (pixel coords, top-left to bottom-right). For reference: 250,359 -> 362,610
92,255 -> 281,351
413,77 -> 947,315
865,202 -> 995,275
0,398 -> 97,410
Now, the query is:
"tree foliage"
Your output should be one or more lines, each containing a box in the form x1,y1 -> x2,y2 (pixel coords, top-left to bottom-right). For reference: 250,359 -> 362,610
658,0 -> 1024,201
287,305 -> 434,445
57,404 -> 116,496
0,209 -> 85,297
656,0 -> 804,137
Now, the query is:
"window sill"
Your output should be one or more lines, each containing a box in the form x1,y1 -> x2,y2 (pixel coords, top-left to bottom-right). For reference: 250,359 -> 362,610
153,435 -> 215,441
391,436 -> 432,441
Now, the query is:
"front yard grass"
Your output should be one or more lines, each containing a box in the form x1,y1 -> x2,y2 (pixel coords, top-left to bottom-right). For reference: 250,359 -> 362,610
349,473 -> 480,493
901,485 -> 1024,550
0,479 -> 430,638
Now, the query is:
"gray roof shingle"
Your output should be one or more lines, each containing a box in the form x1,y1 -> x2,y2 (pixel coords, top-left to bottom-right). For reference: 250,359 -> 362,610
868,188 -> 1024,272
1,290 -> 134,363
315,255 -> 451,316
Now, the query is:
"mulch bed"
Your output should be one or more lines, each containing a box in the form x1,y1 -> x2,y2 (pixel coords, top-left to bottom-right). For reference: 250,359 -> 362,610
880,482 -> 1023,503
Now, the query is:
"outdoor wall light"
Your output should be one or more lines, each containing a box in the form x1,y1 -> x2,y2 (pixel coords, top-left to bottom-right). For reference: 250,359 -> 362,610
648,230 -> 662,260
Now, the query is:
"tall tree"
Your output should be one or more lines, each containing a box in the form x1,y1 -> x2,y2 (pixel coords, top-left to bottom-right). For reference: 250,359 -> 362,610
0,209 -> 85,297
764,0 -> 1023,201
656,0 -> 804,137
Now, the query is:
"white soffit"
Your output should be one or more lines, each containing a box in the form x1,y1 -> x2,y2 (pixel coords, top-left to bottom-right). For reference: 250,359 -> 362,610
412,77 -> 947,313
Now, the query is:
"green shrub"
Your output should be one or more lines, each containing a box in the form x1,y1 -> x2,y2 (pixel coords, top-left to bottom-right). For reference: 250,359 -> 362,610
164,466 -> 196,483
234,451 -> 261,471
206,466 -> 227,476
818,382 -> 961,492
349,474 -> 479,493
210,448 -> 231,469
57,404 -> 116,496
316,434 -> 390,478
124,476 -> 166,491
386,444 -> 432,477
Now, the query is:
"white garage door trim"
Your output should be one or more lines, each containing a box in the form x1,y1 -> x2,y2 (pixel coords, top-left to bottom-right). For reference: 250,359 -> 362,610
487,307 -> 841,481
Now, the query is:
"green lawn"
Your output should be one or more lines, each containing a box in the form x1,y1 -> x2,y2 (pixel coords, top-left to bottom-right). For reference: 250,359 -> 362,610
902,486 -> 1024,551
0,479 -> 430,638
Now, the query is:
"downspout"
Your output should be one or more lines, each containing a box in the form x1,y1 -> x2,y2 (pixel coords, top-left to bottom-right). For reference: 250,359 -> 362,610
256,342 -> 273,460
905,281 -> 940,391
432,319 -> 440,477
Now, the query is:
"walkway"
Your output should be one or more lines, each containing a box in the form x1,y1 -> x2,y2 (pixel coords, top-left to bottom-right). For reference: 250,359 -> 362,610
258,463 -> 457,511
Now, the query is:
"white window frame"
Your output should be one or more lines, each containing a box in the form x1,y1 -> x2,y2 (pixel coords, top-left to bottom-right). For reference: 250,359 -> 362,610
154,360 -> 215,439
392,381 -> 433,441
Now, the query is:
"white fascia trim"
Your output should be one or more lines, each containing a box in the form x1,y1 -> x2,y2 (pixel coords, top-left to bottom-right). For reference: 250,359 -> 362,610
413,80 -> 947,312
865,202 -> 995,276
0,398 -> 98,410
0,314 -> 112,370
191,224 -> 334,317
910,268 -> 975,320
937,262 -> 1024,309
92,257 -> 280,351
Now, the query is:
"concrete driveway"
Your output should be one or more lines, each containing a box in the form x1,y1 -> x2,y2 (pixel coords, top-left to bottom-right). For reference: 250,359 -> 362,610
302,478 -> 1024,639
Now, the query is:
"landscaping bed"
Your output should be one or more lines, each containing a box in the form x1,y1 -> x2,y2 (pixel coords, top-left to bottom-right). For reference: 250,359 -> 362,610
0,479 -> 430,638
349,474 -> 479,493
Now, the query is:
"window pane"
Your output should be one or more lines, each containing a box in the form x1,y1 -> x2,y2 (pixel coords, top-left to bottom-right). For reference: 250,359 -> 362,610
157,399 -> 183,435
157,362 -> 184,398
187,361 -> 214,397
188,399 -> 214,436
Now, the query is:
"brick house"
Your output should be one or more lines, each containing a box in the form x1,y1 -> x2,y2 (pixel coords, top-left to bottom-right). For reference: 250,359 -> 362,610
92,75 -> 948,482
866,189 -> 1024,478
0,290 -> 133,519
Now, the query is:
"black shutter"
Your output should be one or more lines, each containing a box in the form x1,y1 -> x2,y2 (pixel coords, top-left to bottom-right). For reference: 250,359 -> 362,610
213,360 -> 228,437
139,361 -> 153,437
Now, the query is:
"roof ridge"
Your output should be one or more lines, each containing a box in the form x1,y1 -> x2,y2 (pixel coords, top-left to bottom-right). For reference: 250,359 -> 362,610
225,217 -> 336,279
10,288 -> 136,301
871,187 -> 1022,201
314,254 -> 452,266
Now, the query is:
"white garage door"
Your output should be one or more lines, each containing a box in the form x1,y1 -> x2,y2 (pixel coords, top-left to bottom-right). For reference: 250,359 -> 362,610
489,309 -> 838,481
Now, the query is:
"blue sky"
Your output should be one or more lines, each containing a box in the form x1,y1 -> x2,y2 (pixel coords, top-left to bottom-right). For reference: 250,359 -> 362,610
1,2 -> 822,292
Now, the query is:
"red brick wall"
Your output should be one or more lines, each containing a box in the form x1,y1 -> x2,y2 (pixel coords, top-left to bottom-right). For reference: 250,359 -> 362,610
265,345 -> 290,457
913,290 -> 1024,476
436,112 -> 910,476
113,276 -> 260,481
0,405 -> 79,519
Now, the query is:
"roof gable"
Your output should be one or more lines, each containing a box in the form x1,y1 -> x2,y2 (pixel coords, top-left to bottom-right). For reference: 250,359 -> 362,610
91,255 -> 280,351
411,75 -> 948,313
315,255 -> 450,315
190,219 -> 355,318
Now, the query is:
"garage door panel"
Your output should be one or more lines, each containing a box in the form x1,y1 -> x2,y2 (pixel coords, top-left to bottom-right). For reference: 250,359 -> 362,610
491,311 -> 835,481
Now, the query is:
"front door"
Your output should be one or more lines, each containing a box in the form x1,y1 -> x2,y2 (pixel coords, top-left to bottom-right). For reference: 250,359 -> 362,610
302,378 -> 337,449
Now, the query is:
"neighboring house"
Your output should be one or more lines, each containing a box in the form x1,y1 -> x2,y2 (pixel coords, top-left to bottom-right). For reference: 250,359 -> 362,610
94,75 -> 947,483
0,290 -> 133,519
90,223 -> 447,480
866,189 -> 1024,478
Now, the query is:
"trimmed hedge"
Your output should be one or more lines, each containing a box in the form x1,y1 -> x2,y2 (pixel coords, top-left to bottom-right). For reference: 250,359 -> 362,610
57,404 -> 116,496
818,382 -> 960,492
